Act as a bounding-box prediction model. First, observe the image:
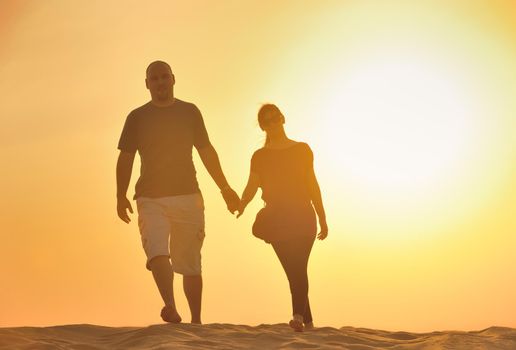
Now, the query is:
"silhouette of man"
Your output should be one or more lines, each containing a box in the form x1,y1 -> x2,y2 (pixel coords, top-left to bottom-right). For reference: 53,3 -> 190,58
116,60 -> 240,324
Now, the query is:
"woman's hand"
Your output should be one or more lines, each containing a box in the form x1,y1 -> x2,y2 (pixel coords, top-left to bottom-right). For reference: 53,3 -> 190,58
317,219 -> 328,240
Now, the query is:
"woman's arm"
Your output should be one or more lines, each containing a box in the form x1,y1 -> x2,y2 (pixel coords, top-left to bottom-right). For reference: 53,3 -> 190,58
308,167 -> 328,240
237,172 -> 260,218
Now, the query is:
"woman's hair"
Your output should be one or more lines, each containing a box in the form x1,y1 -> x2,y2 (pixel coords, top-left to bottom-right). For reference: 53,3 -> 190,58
258,104 -> 284,145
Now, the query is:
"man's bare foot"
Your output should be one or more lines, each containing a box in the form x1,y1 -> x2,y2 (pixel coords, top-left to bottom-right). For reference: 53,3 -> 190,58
160,306 -> 182,323
289,314 -> 304,332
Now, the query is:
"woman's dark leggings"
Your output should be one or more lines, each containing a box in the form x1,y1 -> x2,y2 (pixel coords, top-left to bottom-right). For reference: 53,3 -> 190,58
271,236 -> 315,324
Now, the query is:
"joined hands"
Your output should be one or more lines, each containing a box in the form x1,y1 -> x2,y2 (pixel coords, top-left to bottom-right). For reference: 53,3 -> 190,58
221,187 -> 240,214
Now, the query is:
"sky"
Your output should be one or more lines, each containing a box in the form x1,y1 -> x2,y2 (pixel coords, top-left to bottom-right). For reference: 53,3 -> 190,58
1,0 -> 515,332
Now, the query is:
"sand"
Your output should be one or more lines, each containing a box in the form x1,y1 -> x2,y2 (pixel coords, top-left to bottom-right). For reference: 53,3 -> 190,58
1,323 -> 515,350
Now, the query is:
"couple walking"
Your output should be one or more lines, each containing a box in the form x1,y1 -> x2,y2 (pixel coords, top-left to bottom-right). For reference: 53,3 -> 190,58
116,61 -> 328,332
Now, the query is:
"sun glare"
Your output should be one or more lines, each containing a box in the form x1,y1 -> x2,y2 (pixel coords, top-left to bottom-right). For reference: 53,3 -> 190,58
314,51 -> 480,211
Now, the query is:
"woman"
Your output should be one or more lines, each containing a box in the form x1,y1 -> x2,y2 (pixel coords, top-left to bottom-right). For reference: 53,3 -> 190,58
237,104 -> 328,332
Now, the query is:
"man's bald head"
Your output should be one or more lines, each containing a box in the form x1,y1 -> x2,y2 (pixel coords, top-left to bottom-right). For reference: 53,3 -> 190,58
146,60 -> 172,77
145,61 -> 175,104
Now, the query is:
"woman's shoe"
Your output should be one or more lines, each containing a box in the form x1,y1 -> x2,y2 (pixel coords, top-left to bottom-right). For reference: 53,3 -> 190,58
304,322 -> 314,330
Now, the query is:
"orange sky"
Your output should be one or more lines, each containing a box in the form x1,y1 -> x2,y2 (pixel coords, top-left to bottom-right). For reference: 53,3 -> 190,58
1,0 -> 515,332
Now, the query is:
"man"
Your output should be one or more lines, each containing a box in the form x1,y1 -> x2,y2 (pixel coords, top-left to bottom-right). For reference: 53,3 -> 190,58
116,60 -> 240,324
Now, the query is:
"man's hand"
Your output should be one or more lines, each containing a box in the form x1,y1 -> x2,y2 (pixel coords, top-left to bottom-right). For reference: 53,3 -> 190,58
236,200 -> 246,218
117,196 -> 134,223
221,187 -> 240,214
317,219 -> 328,240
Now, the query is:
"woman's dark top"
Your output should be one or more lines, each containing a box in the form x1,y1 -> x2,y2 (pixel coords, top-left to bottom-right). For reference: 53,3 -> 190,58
250,142 -> 317,241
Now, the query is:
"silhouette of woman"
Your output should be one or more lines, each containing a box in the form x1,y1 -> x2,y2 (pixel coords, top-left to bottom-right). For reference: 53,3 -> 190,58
238,104 -> 328,332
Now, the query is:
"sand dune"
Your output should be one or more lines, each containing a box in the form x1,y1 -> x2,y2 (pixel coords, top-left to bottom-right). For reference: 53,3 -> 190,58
1,323 -> 515,350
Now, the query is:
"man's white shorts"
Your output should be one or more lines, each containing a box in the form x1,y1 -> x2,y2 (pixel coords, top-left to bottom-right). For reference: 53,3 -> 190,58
136,193 -> 205,276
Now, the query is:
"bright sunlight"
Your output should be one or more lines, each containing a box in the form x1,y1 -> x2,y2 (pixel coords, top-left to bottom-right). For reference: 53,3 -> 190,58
316,51 -> 479,205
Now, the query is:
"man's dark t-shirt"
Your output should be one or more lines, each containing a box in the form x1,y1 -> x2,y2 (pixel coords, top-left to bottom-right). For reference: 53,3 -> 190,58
118,99 -> 210,199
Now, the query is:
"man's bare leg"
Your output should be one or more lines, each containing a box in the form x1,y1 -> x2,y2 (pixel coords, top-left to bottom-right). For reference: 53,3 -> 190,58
183,275 -> 202,324
149,256 -> 181,323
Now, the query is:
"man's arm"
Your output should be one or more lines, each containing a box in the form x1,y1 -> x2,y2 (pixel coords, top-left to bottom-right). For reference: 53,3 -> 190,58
196,144 -> 240,213
116,150 -> 136,223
